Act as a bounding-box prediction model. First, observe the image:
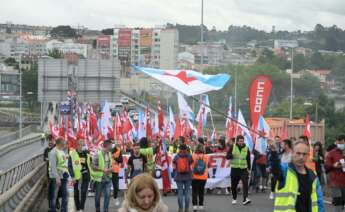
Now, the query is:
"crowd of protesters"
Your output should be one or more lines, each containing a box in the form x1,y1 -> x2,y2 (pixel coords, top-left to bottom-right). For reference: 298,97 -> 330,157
43,131 -> 345,212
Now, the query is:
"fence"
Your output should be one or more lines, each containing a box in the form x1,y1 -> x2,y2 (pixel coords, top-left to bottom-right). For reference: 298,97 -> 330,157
0,154 -> 46,212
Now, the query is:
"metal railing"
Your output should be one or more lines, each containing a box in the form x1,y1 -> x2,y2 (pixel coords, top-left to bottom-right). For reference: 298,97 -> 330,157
0,126 -> 35,146
0,154 -> 46,212
0,134 -> 41,157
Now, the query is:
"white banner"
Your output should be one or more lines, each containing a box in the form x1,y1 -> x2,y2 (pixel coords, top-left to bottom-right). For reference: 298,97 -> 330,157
118,152 -> 231,190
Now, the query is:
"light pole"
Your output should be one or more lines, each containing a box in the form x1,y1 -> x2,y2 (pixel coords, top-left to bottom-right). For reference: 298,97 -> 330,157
200,0 -> 204,73
19,57 -> 22,138
289,48 -> 294,120
304,102 -> 318,123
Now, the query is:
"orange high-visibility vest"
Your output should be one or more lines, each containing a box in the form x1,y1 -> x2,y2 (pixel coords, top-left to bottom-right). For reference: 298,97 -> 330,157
112,147 -> 121,173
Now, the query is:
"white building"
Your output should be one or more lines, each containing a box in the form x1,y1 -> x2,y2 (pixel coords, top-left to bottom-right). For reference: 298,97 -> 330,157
274,40 -> 298,49
46,40 -> 88,58
108,27 -> 178,69
160,28 -> 178,69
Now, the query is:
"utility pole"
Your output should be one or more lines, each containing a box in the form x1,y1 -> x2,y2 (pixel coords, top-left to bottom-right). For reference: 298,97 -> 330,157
200,0 -> 204,73
289,48 -> 294,120
19,56 -> 22,138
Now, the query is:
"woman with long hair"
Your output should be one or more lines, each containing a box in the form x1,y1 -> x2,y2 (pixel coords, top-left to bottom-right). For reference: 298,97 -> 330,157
119,173 -> 168,212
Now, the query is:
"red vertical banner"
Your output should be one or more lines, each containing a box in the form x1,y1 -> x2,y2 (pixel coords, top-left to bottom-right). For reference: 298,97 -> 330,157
249,75 -> 272,130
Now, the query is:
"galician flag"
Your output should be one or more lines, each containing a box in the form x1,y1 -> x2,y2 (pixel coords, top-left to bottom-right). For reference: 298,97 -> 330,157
177,92 -> 194,120
133,66 -> 231,96
255,116 -> 270,155
237,110 -> 254,152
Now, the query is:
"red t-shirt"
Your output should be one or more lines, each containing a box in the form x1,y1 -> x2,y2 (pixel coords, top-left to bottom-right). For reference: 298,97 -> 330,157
325,148 -> 345,187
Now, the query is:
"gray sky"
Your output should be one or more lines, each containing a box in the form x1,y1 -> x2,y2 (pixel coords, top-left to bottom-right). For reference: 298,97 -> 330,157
1,0 -> 345,31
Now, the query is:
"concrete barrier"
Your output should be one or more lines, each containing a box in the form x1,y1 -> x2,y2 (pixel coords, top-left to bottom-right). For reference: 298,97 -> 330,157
0,133 -> 41,157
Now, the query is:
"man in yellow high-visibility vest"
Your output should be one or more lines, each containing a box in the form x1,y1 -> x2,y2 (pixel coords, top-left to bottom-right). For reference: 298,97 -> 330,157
226,135 -> 251,206
68,139 -> 90,211
270,140 -> 324,212
92,139 -> 113,212
48,137 -> 69,212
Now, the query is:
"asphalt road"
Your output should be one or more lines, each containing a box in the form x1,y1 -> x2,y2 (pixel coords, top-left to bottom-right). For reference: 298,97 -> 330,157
0,134 -> 44,172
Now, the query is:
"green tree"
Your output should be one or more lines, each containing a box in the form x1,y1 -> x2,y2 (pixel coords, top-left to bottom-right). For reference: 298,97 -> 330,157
101,28 -> 114,35
22,64 -> 38,111
48,48 -> 64,59
293,54 -> 306,71
50,25 -> 76,38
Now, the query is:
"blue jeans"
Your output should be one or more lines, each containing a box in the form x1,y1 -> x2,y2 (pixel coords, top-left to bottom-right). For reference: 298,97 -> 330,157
48,175 -> 68,212
176,180 -> 192,210
95,176 -> 112,212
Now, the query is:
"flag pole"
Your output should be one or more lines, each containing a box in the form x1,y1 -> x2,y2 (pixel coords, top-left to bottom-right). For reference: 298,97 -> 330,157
190,95 -> 263,138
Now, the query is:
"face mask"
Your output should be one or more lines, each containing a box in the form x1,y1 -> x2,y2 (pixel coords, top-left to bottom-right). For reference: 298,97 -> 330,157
337,144 -> 345,150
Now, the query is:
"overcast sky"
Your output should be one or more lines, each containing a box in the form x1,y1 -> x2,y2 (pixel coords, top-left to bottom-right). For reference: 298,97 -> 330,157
1,0 -> 345,31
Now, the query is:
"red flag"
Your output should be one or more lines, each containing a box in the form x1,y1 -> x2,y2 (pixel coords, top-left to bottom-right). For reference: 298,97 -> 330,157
115,114 -> 123,142
205,128 -> 210,142
249,75 -> 272,129
122,111 -> 132,134
174,118 -> 182,140
89,111 -> 98,136
226,121 -> 236,139
157,100 -> 164,132
197,109 -> 204,138
59,115 -> 65,137
146,109 -> 152,139
304,113 -> 311,138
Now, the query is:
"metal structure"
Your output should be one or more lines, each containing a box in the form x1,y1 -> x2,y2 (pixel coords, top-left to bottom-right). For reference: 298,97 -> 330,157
38,58 -> 121,103
0,154 -> 46,212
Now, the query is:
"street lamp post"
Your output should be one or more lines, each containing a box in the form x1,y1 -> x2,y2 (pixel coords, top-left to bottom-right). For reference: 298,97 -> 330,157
200,0 -> 204,73
289,48 -> 294,120
19,57 -> 22,138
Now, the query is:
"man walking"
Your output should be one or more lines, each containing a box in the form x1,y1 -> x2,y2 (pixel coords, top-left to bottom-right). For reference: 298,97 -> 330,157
48,137 -> 69,212
111,140 -> 123,206
226,135 -> 251,205
325,134 -> 345,212
270,140 -> 324,212
173,144 -> 193,212
92,139 -> 113,212
68,139 -> 90,212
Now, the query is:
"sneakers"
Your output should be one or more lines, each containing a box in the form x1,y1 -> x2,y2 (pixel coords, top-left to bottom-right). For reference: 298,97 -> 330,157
193,206 -> 198,211
114,198 -> 120,206
225,189 -> 230,195
243,198 -> 251,205
232,199 -> 237,205
269,192 -> 275,200
198,205 -> 204,210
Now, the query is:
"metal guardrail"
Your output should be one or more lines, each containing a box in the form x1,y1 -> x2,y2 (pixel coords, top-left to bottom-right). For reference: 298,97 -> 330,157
0,134 -> 41,157
0,154 -> 46,212
0,126 -> 35,146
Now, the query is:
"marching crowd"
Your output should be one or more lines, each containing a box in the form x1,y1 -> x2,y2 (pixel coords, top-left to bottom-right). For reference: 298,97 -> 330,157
43,132 -> 345,212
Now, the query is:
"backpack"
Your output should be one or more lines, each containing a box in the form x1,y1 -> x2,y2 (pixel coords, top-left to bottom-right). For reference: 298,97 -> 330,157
177,156 -> 190,174
193,155 -> 206,175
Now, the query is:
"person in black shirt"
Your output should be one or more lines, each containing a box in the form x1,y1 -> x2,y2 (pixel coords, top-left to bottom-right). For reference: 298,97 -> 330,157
125,142 -> 147,184
270,140 -> 324,212
43,134 -> 56,209
68,139 -> 90,211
